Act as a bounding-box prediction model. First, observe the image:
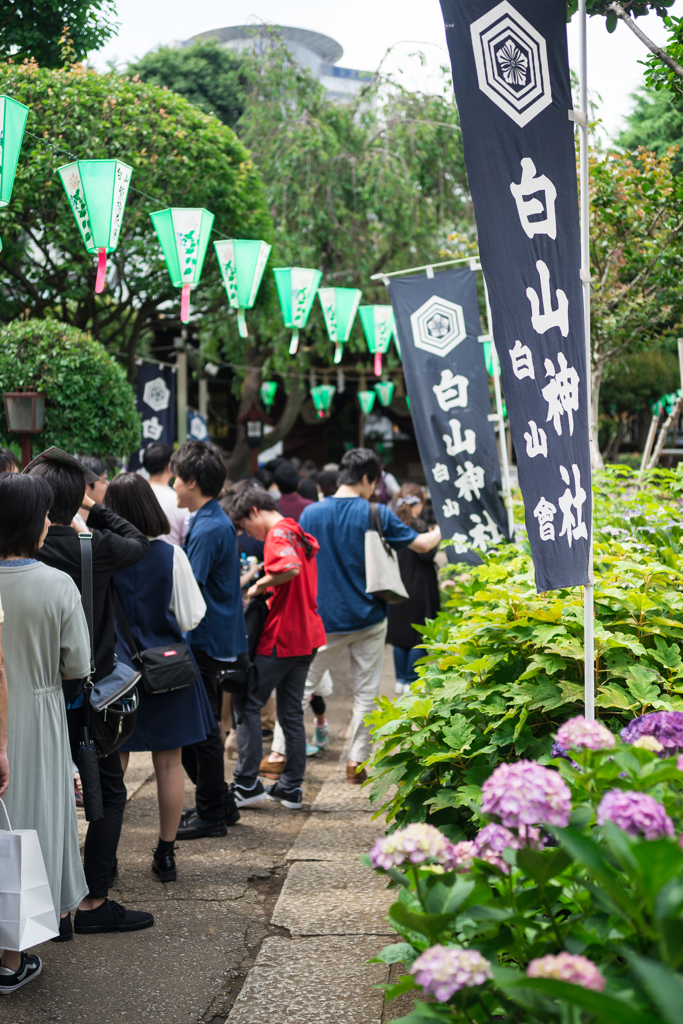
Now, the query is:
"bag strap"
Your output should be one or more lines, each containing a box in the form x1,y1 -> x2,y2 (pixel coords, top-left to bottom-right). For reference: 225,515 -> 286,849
0,797 -> 13,832
78,533 -> 96,677
369,501 -> 392,555
113,591 -> 142,665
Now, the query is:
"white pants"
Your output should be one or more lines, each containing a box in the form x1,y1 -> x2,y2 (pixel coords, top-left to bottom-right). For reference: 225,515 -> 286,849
271,619 -> 387,763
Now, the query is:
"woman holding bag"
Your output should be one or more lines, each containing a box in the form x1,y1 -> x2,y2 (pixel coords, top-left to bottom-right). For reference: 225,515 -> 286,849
0,473 -> 90,993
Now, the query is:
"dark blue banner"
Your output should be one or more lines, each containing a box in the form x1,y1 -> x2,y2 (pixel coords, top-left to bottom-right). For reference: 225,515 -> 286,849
128,362 -> 176,472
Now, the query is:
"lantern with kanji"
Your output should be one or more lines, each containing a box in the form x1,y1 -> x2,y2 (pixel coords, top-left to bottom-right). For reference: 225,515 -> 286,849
357,390 -> 376,415
359,306 -> 397,377
0,96 -> 29,251
317,287 -> 362,364
214,238 -> 271,338
58,159 -> 133,293
237,401 -> 272,474
310,384 -> 336,420
374,380 -> 395,408
273,267 -> 322,355
260,380 -> 278,411
150,207 -> 214,323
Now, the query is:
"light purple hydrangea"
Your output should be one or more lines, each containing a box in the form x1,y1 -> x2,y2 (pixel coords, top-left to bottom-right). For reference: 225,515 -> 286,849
443,840 -> 477,871
677,755 -> 683,772
597,789 -> 674,840
369,823 -> 455,870
481,760 -> 572,829
621,712 -> 683,754
411,945 -> 493,1002
471,823 -> 545,873
527,953 -> 605,992
555,716 -> 615,752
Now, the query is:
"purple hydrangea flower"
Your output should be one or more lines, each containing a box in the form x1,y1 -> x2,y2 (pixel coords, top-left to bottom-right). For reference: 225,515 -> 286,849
677,755 -> 683,772
555,716 -> 615,752
597,790 -> 674,840
481,760 -> 572,829
411,945 -> 493,1002
527,953 -> 605,992
621,712 -> 683,754
442,840 -> 477,872
369,823 -> 454,870
472,823 -> 545,873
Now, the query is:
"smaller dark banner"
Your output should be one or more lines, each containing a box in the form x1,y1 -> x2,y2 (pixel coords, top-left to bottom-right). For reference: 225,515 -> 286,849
389,267 -> 509,564
128,363 -> 176,472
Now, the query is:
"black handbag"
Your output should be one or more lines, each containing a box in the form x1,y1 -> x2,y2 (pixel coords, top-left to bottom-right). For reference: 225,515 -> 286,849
79,533 -> 140,758
114,593 -> 197,695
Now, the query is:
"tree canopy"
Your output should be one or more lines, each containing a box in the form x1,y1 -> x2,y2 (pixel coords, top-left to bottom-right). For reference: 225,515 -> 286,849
0,1 -> 118,67
619,85 -> 683,174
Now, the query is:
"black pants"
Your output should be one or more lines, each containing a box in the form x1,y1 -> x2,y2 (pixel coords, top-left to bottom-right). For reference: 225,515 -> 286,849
181,649 -> 230,821
66,706 -> 127,899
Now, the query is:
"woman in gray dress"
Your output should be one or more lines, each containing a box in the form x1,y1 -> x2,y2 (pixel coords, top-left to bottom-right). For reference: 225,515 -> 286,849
0,473 -> 90,995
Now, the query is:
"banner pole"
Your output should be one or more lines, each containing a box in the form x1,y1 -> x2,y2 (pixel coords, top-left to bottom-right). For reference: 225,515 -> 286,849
579,0 -> 595,720
482,273 -> 515,539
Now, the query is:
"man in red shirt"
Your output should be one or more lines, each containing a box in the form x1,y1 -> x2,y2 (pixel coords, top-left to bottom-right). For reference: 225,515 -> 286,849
229,487 -> 325,809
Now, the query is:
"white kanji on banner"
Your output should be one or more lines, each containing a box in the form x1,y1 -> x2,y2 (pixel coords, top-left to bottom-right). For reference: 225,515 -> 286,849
533,497 -> 557,541
509,339 -> 535,380
527,260 -> 569,337
442,418 -> 477,457
524,420 -> 548,458
432,368 -> 470,412
455,461 -> 485,501
558,464 -> 588,548
542,352 -> 580,436
510,158 -> 557,240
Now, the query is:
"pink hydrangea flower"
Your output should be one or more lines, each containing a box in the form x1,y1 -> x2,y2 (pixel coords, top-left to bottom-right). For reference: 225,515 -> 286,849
442,840 -> 477,872
597,790 -> 674,840
369,823 -> 454,870
411,945 -> 492,1002
481,761 -> 572,828
527,953 -> 604,992
472,823 -> 545,873
555,716 -> 615,751
676,755 -> 683,772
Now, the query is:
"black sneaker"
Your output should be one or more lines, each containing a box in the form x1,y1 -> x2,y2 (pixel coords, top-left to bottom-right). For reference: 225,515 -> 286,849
0,953 -> 42,994
224,786 -> 241,826
179,806 -> 196,827
50,912 -> 73,942
74,899 -> 154,934
266,782 -> 304,810
233,780 -> 268,807
152,846 -> 177,883
175,814 -> 227,841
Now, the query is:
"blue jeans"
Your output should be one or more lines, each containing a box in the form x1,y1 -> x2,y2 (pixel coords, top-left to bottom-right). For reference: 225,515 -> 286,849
393,646 -> 422,685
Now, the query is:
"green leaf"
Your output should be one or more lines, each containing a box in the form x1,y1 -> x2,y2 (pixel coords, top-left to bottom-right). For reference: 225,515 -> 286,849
368,942 -> 416,965
441,713 -> 476,752
388,902 -> 453,941
516,846 -> 573,886
627,952 -> 683,1024
507,978 -> 661,1024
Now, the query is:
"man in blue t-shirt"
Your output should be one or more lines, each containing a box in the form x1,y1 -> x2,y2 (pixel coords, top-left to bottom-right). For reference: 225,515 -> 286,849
170,442 -> 248,840
299,448 -> 441,784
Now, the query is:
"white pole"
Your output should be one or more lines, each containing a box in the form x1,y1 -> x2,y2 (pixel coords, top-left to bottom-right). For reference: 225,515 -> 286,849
579,0 -> 595,720
481,271 -> 515,539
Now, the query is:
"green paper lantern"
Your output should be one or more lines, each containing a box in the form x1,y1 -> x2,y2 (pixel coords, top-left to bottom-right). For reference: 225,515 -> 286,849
58,158 -> 133,293
374,381 -> 395,408
406,395 -> 410,411
261,380 -> 278,410
317,287 -> 362,364
359,306 -> 397,376
310,384 -> 336,419
150,207 -> 215,324
0,95 -> 29,252
214,238 -> 271,339
482,340 -> 500,377
273,267 -> 323,355
357,390 -> 376,415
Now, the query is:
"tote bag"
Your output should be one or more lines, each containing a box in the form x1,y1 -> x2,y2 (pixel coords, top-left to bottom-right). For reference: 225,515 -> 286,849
0,799 -> 58,951
364,502 -> 409,604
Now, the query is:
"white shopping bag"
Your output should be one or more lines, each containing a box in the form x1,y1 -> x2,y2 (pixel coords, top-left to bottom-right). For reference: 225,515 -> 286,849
0,799 -> 58,950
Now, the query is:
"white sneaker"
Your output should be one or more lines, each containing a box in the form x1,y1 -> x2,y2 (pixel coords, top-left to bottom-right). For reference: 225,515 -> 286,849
233,780 -> 268,806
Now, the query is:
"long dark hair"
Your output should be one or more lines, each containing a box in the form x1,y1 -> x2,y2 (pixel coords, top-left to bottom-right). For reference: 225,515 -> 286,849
104,473 -> 170,538
0,473 -> 53,558
393,483 -> 426,525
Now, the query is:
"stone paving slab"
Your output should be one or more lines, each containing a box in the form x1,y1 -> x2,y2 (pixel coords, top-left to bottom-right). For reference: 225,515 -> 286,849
285,811 -> 386,862
227,936 -> 390,1024
271,861 -> 393,936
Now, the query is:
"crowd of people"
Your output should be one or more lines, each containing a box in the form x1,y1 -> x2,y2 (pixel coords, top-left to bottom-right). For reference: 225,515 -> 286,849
0,441 -> 441,995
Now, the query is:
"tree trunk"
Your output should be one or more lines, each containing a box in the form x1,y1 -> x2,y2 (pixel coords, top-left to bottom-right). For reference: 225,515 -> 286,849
590,356 -> 605,472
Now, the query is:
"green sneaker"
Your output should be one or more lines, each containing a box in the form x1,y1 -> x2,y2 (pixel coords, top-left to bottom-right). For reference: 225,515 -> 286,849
313,722 -> 329,749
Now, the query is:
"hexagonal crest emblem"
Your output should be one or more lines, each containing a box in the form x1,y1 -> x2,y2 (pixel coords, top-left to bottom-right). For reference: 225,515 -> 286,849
410,297 -> 467,358
470,1 -> 552,128
142,376 -> 171,412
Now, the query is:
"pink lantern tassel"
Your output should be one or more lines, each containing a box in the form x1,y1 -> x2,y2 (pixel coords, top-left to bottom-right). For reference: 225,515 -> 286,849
374,352 -> 382,377
180,283 -> 191,324
95,249 -> 107,294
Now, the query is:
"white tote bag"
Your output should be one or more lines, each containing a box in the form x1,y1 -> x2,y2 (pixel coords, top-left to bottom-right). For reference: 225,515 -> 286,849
0,799 -> 58,950
364,502 -> 409,604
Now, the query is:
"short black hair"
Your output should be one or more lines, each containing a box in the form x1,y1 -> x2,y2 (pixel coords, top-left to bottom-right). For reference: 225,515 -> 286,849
77,455 -> 107,478
229,486 -> 278,526
170,441 -> 226,498
253,468 -> 273,490
0,449 -> 19,474
298,478 -> 318,502
142,443 -> 174,477
273,461 -> 300,495
104,472 -> 170,537
0,473 -> 53,558
316,470 -> 338,497
28,461 -> 86,524
337,447 -> 380,486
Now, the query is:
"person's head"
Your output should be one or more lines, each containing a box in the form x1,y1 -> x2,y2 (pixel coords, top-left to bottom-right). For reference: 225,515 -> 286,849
28,461 -> 86,525
0,473 -> 53,558
229,486 -> 280,541
104,472 -> 170,538
273,461 -> 301,496
394,483 -> 426,525
337,447 -> 381,498
298,477 -> 318,502
142,443 -> 174,480
300,459 -> 318,478
0,449 -> 19,474
253,468 -> 273,490
170,441 -> 226,510
77,455 -> 109,504
316,470 -> 338,497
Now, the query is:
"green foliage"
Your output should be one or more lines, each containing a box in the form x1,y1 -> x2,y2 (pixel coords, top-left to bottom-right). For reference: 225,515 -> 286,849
619,85 -> 683,176
367,466 -> 683,835
0,1 -> 118,67
0,319 -> 140,455
601,349 -> 680,417
642,14 -> 683,97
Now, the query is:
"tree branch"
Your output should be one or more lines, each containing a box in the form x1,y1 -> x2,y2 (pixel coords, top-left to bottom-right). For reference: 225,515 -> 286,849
608,2 -> 683,82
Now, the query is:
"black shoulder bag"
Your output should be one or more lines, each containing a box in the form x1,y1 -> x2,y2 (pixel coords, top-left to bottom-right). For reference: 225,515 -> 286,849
114,593 -> 197,696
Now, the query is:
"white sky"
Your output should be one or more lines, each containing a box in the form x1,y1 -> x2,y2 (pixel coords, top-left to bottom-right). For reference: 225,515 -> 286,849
96,0 -> 681,141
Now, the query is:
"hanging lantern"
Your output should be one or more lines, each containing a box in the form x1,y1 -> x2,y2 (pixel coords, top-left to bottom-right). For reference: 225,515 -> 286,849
0,96 -> 29,252
359,306 -> 397,377
481,340 -> 500,377
310,384 -> 336,420
150,207 -> 214,323
58,159 -> 133,293
317,287 -> 362,364
260,380 -> 278,410
214,238 -> 271,338
374,380 -> 395,408
357,390 -> 376,415
273,267 -> 322,355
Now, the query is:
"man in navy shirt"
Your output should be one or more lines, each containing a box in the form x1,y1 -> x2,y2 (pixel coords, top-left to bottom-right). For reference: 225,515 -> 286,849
299,449 -> 441,783
170,442 -> 248,840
